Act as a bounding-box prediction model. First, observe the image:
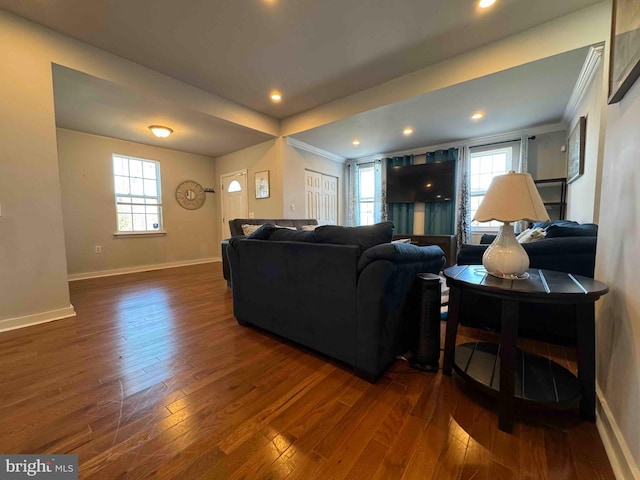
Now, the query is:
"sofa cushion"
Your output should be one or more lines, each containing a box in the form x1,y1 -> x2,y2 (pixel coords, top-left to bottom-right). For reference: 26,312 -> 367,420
314,221 -> 394,253
532,220 -> 579,230
545,223 -> 598,238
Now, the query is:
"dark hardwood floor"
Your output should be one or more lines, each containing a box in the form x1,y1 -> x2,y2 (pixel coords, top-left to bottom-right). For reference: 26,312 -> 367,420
0,263 -> 614,479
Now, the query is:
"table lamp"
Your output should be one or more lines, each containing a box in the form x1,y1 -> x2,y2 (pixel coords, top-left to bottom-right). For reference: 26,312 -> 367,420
473,171 -> 549,279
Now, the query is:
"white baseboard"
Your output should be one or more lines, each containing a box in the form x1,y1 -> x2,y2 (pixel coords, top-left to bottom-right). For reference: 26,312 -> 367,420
0,305 -> 76,333
68,257 -> 221,281
597,385 -> 640,480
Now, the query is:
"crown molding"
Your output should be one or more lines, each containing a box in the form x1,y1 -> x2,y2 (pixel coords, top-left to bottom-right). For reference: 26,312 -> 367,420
350,122 -> 567,163
563,43 -> 605,124
285,137 -> 346,163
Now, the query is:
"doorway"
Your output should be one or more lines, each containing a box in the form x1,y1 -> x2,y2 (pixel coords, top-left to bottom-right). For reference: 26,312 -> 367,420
221,169 -> 248,239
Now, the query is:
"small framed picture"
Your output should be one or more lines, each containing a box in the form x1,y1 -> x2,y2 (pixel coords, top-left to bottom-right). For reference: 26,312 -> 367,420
567,116 -> 586,184
255,170 -> 270,199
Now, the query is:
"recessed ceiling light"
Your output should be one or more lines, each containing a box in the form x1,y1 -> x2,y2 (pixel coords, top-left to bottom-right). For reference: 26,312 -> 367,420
270,91 -> 282,102
426,183 -> 432,188
149,125 -> 173,138
471,112 -> 484,120
403,128 -> 414,136
352,139 -> 361,146
479,0 -> 496,8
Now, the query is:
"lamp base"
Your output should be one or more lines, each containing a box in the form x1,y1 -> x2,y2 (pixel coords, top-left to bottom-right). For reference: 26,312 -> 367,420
481,223 -> 530,278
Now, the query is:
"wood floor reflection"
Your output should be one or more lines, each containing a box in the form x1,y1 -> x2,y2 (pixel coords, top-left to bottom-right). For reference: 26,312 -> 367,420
0,263 -> 614,479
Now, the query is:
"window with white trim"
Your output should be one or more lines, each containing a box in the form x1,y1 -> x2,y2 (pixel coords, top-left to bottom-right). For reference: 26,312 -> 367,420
470,147 -> 514,229
358,163 -> 375,225
113,154 -> 163,233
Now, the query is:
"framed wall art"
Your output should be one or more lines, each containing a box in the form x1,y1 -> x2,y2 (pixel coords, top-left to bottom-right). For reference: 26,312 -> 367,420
255,170 -> 270,199
609,0 -> 640,104
567,116 -> 586,184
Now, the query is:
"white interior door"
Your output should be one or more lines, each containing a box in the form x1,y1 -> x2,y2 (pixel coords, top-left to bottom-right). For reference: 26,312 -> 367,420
221,170 -> 248,239
305,170 -> 321,220
322,174 -> 338,225
305,170 -> 338,225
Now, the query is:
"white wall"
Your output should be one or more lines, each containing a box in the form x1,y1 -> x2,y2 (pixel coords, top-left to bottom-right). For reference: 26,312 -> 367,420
595,77 -> 640,479
57,129 -> 218,277
566,61 -> 605,223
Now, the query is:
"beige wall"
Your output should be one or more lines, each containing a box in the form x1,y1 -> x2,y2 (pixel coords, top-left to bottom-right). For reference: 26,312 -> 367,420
282,143 -> 346,225
57,129 -> 218,276
214,138 -> 347,244
0,9 -> 276,327
595,77 -> 640,478
566,61 -> 605,223
528,130 -> 567,180
0,15 -> 72,325
214,139 -> 284,242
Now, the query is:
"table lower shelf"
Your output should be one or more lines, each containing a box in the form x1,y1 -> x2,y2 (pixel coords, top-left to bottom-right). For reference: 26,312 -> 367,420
453,342 -> 581,408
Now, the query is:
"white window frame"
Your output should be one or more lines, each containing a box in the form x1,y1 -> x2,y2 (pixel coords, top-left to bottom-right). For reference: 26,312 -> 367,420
357,162 -> 376,226
112,154 -> 165,236
469,146 -> 516,232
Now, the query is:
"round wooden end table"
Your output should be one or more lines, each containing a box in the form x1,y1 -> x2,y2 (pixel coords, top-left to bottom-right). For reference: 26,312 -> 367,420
442,265 -> 608,433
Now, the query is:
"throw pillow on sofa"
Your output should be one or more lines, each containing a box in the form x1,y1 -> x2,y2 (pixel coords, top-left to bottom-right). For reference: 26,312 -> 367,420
247,223 -> 316,242
545,223 -> 598,238
241,224 -> 264,235
314,221 -> 394,253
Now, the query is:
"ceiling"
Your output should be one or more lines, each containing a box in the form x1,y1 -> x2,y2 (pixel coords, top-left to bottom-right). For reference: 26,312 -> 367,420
290,47 -> 590,159
1,1 -> 602,159
52,65 -> 274,158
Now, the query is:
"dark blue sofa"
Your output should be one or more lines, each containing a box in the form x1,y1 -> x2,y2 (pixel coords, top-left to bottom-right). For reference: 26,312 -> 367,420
455,221 -> 598,344
226,222 -> 445,381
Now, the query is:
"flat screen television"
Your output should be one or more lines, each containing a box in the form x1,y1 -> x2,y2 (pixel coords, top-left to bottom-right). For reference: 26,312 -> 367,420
386,161 -> 456,203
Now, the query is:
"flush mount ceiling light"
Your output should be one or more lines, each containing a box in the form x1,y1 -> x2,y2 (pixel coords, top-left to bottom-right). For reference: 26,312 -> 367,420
471,112 -> 484,120
149,125 -> 173,138
403,127 -> 414,136
270,91 -> 282,102
352,139 -> 361,146
479,0 -> 496,8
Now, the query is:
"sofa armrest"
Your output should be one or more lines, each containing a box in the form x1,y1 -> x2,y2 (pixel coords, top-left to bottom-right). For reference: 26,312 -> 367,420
354,243 -> 445,378
357,242 -> 445,273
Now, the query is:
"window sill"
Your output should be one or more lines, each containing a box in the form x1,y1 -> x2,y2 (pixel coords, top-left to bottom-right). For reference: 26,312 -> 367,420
113,231 -> 167,238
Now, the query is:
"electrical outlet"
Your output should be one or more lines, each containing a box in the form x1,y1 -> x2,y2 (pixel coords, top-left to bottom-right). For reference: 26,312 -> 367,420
95,245 -> 103,254
290,203 -> 296,212
249,212 -> 255,219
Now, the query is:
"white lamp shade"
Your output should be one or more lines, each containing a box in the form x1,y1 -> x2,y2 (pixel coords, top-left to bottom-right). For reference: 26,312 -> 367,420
473,171 -> 549,223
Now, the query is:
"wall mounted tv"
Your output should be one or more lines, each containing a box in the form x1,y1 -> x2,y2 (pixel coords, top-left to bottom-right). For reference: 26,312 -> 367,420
386,161 -> 456,203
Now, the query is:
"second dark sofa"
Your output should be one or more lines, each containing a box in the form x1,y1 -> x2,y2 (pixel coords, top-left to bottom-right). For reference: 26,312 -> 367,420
455,221 -> 598,344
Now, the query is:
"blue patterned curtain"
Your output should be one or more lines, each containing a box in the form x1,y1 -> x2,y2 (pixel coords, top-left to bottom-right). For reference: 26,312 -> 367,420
346,161 -> 360,226
373,159 -> 383,223
456,146 -> 471,251
424,148 -> 457,235
386,155 -> 414,234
